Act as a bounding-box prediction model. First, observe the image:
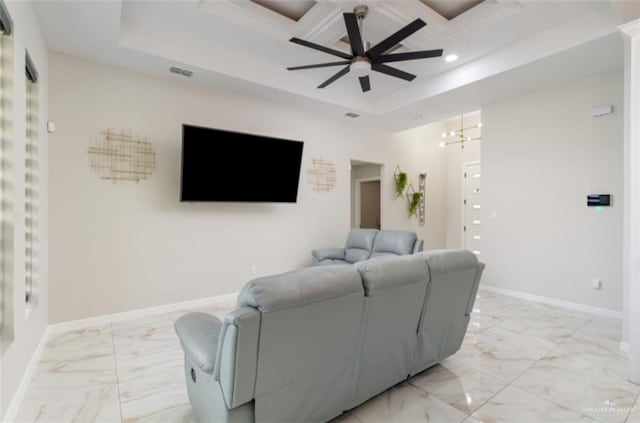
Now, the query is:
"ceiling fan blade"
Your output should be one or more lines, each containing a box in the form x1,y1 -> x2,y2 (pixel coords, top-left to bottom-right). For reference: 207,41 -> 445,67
318,65 -> 351,88
366,19 -> 426,59
290,37 -> 352,60
344,13 -> 365,57
374,49 -> 443,64
287,61 -> 351,71
358,75 -> 371,92
372,63 -> 416,81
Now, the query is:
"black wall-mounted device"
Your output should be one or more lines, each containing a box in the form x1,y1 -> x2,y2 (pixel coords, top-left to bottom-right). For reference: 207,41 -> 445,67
587,194 -> 611,207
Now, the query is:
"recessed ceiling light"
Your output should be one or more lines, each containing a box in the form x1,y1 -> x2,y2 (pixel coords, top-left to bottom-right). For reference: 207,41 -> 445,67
445,54 -> 458,63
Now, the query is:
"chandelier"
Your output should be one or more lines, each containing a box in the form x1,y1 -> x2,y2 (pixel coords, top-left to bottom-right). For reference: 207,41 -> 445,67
439,115 -> 482,149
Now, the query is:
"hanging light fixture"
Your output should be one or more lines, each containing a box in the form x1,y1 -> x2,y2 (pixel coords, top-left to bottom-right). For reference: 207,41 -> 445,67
438,115 -> 482,149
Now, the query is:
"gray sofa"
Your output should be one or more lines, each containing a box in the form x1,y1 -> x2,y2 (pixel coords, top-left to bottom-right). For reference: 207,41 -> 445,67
175,250 -> 484,423
311,229 -> 424,265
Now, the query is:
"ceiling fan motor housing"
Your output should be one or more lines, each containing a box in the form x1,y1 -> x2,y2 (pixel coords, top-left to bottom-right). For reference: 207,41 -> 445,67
354,4 -> 369,19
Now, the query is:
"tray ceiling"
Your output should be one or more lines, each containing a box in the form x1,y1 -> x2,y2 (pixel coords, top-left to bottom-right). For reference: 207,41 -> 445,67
32,0 -> 632,130
419,0 -> 485,21
251,0 -> 316,21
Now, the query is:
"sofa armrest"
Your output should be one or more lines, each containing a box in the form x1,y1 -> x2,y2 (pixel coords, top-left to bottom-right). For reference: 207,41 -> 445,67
213,308 -> 260,409
175,312 -> 223,375
311,247 -> 346,261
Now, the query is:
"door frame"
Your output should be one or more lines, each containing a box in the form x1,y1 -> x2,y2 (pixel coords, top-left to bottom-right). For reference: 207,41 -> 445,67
461,161 -> 481,248
355,176 -> 381,229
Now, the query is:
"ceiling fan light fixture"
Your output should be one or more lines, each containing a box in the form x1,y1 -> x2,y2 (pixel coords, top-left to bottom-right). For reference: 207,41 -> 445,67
351,58 -> 371,77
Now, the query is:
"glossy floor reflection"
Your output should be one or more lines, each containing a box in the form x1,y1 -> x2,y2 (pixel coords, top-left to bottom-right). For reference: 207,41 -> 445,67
15,291 -> 639,423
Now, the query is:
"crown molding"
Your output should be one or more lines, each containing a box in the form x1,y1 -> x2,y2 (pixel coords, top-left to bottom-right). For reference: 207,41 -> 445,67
619,19 -> 640,39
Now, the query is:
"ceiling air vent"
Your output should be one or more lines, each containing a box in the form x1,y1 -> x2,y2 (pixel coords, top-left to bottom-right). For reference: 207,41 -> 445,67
345,112 -> 360,118
170,66 -> 193,77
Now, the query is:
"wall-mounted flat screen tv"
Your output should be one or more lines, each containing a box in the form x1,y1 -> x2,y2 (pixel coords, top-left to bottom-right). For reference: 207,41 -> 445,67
180,124 -> 304,202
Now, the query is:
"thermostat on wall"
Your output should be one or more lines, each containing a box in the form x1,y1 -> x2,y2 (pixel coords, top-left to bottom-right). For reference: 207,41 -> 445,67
587,194 -> 611,207
591,105 -> 613,118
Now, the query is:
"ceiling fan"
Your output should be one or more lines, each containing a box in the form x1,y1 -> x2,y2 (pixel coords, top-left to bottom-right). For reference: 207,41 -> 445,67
286,5 -> 443,93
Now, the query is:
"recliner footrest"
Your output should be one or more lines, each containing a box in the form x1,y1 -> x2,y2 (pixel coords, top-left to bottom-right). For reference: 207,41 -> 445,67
175,312 -> 222,375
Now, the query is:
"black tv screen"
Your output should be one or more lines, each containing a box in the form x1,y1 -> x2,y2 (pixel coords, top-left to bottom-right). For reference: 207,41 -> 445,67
180,125 -> 304,202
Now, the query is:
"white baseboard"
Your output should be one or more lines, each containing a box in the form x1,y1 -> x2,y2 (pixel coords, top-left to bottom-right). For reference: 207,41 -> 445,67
48,292 -> 238,334
3,328 -> 49,423
479,285 -> 623,320
620,341 -> 630,353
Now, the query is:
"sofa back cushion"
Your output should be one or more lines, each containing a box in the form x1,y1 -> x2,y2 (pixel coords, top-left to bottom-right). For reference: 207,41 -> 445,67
411,250 -> 484,375
237,265 -> 365,423
370,230 -> 417,258
349,254 -> 429,407
237,265 -> 362,312
344,229 -> 378,263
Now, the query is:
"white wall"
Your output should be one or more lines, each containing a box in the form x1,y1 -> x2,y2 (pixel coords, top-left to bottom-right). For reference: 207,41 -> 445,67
395,113 -> 481,251
444,112 -> 482,249
48,53 -> 447,323
1,1 -> 49,418
481,71 -> 623,312
392,123 -> 448,250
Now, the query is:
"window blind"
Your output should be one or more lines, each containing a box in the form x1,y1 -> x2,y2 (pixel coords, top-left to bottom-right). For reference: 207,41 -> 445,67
0,0 -> 12,36
25,54 -> 38,305
0,22 -> 13,330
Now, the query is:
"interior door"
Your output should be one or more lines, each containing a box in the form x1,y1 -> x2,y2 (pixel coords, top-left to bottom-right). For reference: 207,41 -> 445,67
463,163 -> 481,256
360,180 -> 381,229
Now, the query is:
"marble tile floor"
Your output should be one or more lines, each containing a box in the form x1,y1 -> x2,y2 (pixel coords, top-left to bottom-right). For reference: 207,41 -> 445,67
14,291 -> 639,423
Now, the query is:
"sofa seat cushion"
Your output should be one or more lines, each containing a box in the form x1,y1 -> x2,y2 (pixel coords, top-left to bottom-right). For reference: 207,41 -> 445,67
315,259 -> 350,266
175,312 -> 222,375
370,230 -> 417,258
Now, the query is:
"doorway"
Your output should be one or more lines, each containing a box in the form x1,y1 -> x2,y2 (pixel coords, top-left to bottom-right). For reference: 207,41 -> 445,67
462,162 -> 481,256
351,161 -> 382,229
357,179 -> 381,229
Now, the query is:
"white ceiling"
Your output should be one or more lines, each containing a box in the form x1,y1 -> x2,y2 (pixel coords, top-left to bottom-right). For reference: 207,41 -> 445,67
33,0 -> 634,131
251,0 -> 316,21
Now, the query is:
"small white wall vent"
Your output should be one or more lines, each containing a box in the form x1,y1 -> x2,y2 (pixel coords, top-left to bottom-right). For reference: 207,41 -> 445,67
170,66 -> 193,77
592,104 -> 613,118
